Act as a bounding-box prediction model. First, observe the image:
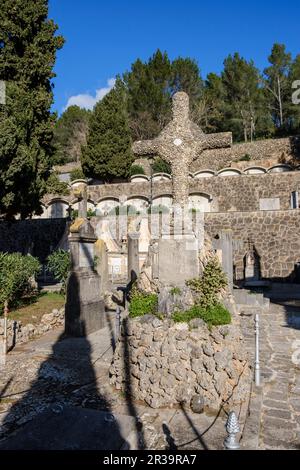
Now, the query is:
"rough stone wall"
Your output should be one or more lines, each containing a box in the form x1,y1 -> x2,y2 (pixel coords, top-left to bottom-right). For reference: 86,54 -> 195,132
0,307 -> 64,350
87,172 -> 300,213
205,210 -> 300,281
191,136 -> 300,172
110,315 -> 251,411
0,219 -> 68,262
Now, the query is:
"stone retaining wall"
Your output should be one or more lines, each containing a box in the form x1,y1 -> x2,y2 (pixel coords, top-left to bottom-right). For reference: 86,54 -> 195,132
110,315 -> 251,411
0,308 -> 64,350
205,210 -> 300,281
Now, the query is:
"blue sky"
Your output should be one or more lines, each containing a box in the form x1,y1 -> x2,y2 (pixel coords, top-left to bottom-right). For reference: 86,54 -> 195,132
49,0 -> 300,114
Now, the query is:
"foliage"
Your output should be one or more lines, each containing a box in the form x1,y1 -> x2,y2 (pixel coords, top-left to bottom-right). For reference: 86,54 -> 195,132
0,253 -> 41,310
187,257 -> 228,309
0,0 -> 64,219
170,287 -> 181,296
172,304 -> 231,327
52,106 -> 90,164
46,249 -> 71,291
130,165 -> 145,176
239,154 -> 251,162
71,208 -> 96,219
46,173 -> 70,195
151,157 -> 171,174
82,77 -> 134,182
70,168 -> 86,181
129,288 -> 158,318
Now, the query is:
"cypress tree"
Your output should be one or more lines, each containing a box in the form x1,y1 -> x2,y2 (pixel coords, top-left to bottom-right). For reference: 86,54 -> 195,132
82,78 -> 133,182
0,0 -> 64,219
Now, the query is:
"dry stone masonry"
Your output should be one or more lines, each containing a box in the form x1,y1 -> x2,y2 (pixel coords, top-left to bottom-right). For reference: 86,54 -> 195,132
110,315 -> 251,411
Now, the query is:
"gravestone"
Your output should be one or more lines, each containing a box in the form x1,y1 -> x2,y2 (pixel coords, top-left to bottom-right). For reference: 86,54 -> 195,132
127,232 -> 140,282
65,219 -> 105,337
94,239 -> 109,295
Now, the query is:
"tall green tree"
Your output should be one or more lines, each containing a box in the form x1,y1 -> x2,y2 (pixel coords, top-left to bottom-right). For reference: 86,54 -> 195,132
53,105 -> 90,164
222,53 -> 272,142
82,78 -> 133,182
0,0 -> 64,219
264,43 -> 292,131
195,73 -> 226,133
289,54 -> 300,133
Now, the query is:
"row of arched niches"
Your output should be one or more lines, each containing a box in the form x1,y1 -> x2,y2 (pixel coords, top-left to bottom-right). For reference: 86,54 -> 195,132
38,164 -> 298,219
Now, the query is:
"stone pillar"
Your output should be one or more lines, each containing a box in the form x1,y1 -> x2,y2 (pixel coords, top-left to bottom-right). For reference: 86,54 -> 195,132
215,230 -> 233,291
94,239 -> 109,294
65,219 -> 105,337
128,232 -> 140,282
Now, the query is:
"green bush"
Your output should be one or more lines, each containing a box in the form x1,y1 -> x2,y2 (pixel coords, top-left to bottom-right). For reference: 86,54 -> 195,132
0,253 -> 41,311
46,173 -> 70,196
239,154 -> 251,162
47,250 -> 71,292
70,168 -> 85,181
151,157 -> 171,174
187,257 -> 228,309
172,304 -> 231,327
71,208 -> 96,219
129,288 -> 158,318
130,165 -> 145,176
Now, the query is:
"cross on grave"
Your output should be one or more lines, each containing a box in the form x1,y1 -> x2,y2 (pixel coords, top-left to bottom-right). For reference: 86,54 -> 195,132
132,92 -> 232,207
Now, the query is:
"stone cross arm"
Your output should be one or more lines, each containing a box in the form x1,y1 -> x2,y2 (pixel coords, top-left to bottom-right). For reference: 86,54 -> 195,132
202,132 -> 232,152
132,138 -> 161,156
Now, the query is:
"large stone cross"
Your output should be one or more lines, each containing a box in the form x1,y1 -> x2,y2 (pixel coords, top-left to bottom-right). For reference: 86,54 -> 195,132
132,92 -> 232,207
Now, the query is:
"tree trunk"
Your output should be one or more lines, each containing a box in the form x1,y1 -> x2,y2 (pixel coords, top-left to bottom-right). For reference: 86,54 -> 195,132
277,75 -> 283,127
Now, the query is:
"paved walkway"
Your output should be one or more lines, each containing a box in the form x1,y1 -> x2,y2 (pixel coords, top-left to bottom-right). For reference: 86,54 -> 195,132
258,300 -> 300,449
241,298 -> 300,450
0,323 -> 229,450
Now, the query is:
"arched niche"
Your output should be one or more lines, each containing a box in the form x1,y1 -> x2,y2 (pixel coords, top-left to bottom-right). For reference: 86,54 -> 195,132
268,164 -> 292,173
152,173 -> 172,181
194,170 -> 215,178
152,195 -> 173,208
96,198 -> 120,216
244,167 -> 267,175
48,199 -> 69,218
218,168 -> 242,177
130,174 -> 149,183
125,196 -> 149,213
188,193 -> 212,213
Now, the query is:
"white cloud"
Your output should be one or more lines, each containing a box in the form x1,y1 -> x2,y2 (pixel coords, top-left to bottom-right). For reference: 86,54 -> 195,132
64,78 -> 116,111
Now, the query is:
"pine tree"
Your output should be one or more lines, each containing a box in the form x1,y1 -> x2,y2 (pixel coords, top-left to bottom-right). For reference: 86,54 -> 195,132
53,105 -> 90,164
264,43 -> 292,131
82,78 -> 133,182
289,54 -> 300,133
222,53 -> 272,142
0,0 -> 64,219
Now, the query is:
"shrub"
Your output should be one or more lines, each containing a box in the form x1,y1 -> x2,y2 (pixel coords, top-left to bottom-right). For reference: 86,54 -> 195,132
47,250 -> 71,292
239,154 -> 251,162
129,288 -> 158,318
172,304 -> 231,327
151,157 -> 171,174
187,257 -> 228,309
130,165 -> 145,176
0,253 -> 41,311
70,168 -> 85,181
71,208 -> 96,219
46,173 -> 70,196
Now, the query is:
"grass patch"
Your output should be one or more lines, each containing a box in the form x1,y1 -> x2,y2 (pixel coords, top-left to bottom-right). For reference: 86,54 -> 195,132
9,292 -> 65,326
172,303 -> 231,327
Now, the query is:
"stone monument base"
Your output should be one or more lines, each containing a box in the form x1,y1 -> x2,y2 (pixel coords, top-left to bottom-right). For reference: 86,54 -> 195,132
158,233 -> 200,287
65,269 -> 105,337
